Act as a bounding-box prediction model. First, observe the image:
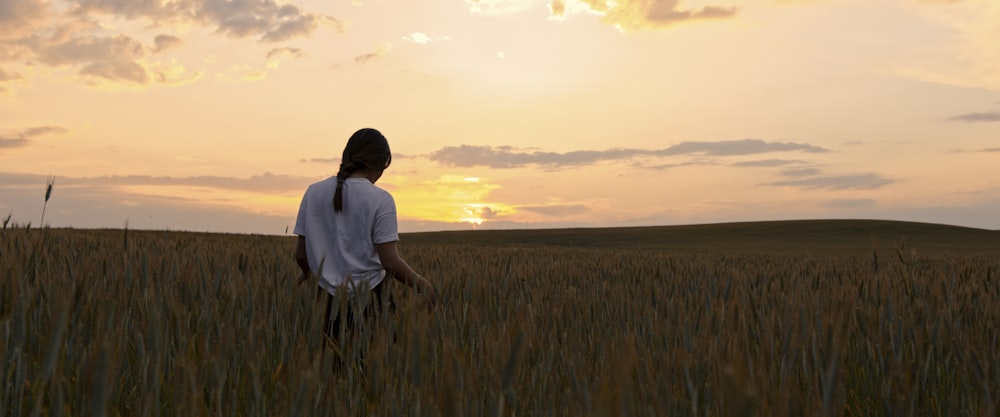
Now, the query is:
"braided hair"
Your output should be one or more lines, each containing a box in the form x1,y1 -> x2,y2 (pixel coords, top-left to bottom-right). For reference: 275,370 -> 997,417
334,128 -> 392,212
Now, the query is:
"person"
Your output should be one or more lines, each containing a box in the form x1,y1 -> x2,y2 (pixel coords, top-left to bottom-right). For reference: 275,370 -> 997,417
294,127 -> 436,371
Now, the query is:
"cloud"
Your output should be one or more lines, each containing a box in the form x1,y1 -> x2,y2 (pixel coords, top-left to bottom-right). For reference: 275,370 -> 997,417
266,47 -> 303,60
402,32 -> 433,45
0,125 -> 67,149
466,0 -> 536,16
265,47 -> 304,69
35,34 -> 152,84
732,159 -> 804,167
79,60 -> 149,84
779,168 -> 822,177
301,157 -> 339,164
401,32 -> 448,45
428,139 -> 827,169
464,205 -> 500,221
0,0 -> 49,39
0,136 -> 28,148
152,34 -> 183,53
571,0 -> 738,31
665,139 -> 827,155
354,43 -> 391,64
979,148 -> 1000,153
768,173 -> 895,190
633,159 -> 716,171
21,126 -> 68,137
949,111 -> 1000,123
518,204 -> 588,217
550,0 -> 567,18
36,34 -> 144,66
71,0 -> 333,43
149,59 -> 202,85
0,0 -> 336,88
0,67 -> 22,81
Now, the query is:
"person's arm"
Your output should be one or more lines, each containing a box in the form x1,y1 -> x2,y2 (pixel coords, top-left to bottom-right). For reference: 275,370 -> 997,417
295,235 -> 311,284
377,241 -> 437,303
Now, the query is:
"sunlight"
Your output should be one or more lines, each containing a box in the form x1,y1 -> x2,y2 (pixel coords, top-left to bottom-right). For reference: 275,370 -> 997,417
460,217 -> 484,226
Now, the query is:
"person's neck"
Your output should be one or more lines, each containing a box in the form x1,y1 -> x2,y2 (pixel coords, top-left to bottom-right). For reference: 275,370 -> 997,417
349,169 -> 380,183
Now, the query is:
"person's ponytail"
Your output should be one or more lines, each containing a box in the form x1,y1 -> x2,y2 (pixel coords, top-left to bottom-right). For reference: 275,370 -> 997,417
333,160 -> 358,212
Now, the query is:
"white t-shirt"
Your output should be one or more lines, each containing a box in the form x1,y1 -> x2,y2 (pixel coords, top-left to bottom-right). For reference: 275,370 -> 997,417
294,177 -> 399,294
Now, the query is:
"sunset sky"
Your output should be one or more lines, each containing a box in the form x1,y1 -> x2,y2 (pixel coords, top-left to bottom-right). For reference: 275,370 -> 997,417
2,0 -> 998,234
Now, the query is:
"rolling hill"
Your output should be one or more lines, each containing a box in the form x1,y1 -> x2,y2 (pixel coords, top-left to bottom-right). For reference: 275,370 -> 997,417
400,219 -> 1000,255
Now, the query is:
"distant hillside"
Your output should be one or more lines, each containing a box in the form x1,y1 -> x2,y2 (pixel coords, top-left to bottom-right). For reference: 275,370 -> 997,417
400,219 -> 1000,255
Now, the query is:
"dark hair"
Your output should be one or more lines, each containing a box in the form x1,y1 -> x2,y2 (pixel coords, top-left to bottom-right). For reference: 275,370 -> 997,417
334,128 -> 392,212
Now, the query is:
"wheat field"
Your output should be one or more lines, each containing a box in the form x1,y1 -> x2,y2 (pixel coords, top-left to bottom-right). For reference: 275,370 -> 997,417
2,224 -> 998,416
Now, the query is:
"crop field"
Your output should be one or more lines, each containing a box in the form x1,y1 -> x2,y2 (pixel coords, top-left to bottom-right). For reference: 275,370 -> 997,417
2,221 -> 999,416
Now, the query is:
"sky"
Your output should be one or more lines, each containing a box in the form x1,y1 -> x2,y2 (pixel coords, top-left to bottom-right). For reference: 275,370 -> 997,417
1,0 -> 998,235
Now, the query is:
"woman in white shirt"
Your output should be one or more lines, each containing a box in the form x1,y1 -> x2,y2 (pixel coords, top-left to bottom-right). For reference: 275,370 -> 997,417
294,127 -> 435,370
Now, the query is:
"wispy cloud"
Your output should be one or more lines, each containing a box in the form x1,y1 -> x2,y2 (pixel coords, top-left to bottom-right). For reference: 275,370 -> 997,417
301,157 -> 339,164
979,148 -> 1000,153
354,43 -> 391,64
0,68 -> 22,81
518,204 -> 588,217
633,159 -> 716,171
732,159 -> 804,167
466,0 -> 737,30
427,139 -> 827,169
666,139 -> 826,155
779,168 -> 822,178
0,125 -> 68,149
20,125 -> 68,137
402,32 -> 448,45
466,0 -> 536,16
949,111 -> 1000,123
152,34 -> 183,54
266,47 -> 304,69
267,47 -> 304,60
567,0 -> 738,31
768,173 -> 894,190
0,136 -> 28,148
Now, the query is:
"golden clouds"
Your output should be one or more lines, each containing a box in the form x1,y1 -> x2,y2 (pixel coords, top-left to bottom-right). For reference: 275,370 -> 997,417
0,0 -> 333,90
553,0 -> 738,30
390,175 -> 514,226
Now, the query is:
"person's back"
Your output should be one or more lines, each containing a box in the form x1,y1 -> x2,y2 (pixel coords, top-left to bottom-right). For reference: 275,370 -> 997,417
293,128 -> 436,364
295,176 -> 397,294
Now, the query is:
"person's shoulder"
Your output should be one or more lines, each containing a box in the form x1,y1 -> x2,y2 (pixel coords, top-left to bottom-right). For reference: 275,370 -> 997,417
307,176 -> 336,190
301,177 -> 335,199
372,183 -> 395,199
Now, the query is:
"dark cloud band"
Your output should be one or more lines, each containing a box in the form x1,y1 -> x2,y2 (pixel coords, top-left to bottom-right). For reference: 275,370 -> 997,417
428,139 -> 827,169
768,174 -> 894,190
949,112 -> 1000,123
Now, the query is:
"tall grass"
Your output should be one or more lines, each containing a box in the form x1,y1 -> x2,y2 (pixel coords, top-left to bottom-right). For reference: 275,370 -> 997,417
1,229 -> 998,416
39,177 -> 54,229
